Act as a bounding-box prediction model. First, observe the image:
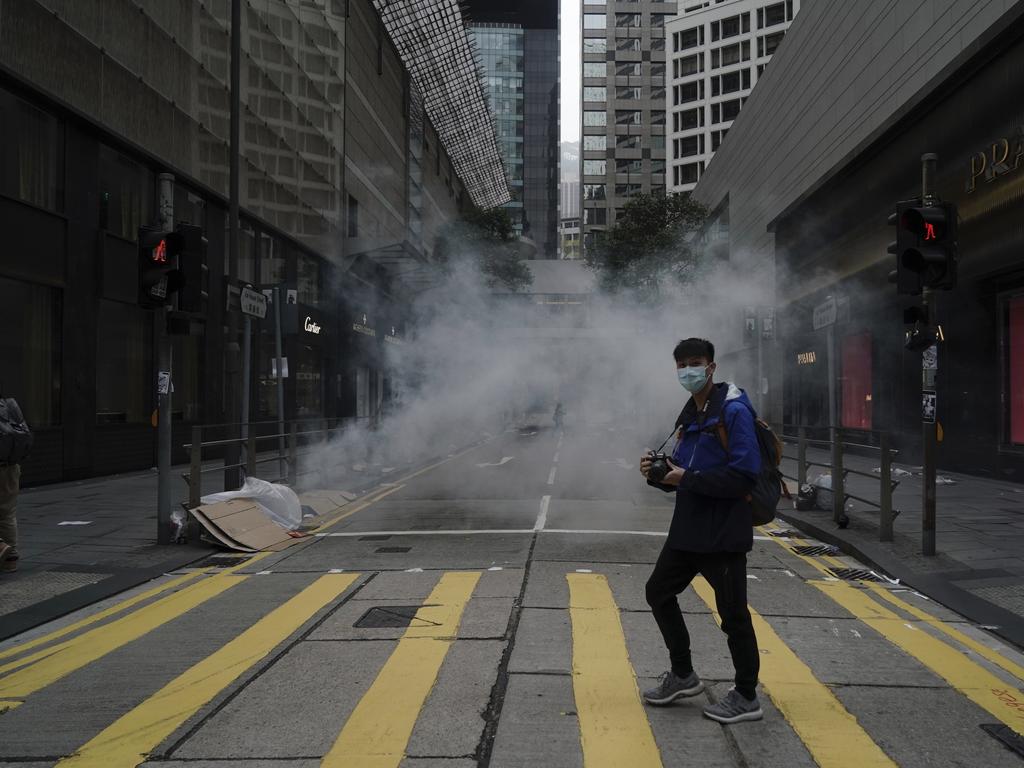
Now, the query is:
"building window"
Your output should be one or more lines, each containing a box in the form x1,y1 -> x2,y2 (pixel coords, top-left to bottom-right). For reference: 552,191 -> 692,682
297,253 -> 320,306
673,107 -> 704,132
674,81 -> 703,106
583,38 -> 608,54
651,13 -> 668,29
583,135 -> 607,151
616,134 -> 641,150
674,26 -> 704,51
583,110 -> 607,127
841,333 -> 873,430
651,134 -> 666,150
96,299 -> 152,425
615,62 -> 642,77
674,53 -> 703,78
0,88 -> 65,213
674,162 -> 702,186
651,62 -> 666,82
617,37 -> 642,52
584,207 -> 608,225
711,69 -> 751,96
617,86 -> 643,100
99,146 -> 153,241
584,183 -> 606,201
711,98 -> 743,123
583,14 -> 607,29
759,30 -> 786,56
615,13 -> 641,28
348,195 -> 359,237
711,128 -> 728,150
651,84 -> 666,101
615,183 -> 643,197
616,158 -> 643,173
0,276 -> 60,426
583,86 -> 607,102
651,159 -> 666,174
651,110 -> 666,127
1007,294 -> 1024,445
759,2 -> 787,28
583,62 -> 608,78
583,159 -> 607,176
652,37 -> 665,51
674,135 -> 702,159
615,110 -> 642,126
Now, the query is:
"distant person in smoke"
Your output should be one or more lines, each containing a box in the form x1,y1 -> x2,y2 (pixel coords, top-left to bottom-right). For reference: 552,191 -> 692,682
0,384 -> 32,574
552,402 -> 565,431
639,338 -> 763,723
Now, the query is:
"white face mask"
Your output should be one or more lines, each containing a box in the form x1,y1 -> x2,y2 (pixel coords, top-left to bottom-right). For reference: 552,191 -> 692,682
677,365 -> 710,393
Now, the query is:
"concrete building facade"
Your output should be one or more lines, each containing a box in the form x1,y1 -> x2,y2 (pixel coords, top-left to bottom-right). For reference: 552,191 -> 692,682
666,0 -> 800,193
580,1 -> 676,257
691,0 -> 1024,480
0,0 -> 505,483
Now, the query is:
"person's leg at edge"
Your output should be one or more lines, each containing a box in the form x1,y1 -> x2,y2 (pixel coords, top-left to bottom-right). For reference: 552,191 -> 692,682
702,552 -> 759,699
0,464 -> 19,564
645,544 -> 701,678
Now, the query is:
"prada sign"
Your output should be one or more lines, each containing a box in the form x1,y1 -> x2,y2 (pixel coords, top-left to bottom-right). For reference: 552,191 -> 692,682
967,128 -> 1024,193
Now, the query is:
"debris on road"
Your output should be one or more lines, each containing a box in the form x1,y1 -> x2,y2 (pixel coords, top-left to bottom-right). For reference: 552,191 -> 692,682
190,498 -> 304,552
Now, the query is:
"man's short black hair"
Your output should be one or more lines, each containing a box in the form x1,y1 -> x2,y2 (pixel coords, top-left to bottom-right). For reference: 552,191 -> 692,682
673,338 -> 715,363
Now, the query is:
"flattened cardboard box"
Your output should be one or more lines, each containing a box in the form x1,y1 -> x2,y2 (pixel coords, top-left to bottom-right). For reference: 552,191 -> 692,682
191,499 -> 300,552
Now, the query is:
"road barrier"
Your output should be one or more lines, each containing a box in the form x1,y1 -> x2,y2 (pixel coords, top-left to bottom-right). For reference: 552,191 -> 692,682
774,424 -> 900,542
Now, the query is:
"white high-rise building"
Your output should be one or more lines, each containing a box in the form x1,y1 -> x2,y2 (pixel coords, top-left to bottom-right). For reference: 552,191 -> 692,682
666,0 -> 800,193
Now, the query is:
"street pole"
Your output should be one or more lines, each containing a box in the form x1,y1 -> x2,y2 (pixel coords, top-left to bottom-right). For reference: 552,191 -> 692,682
826,322 -> 842,524
224,0 -> 243,490
157,173 -> 174,544
274,286 -> 286,481
240,311 -> 252,476
921,153 -> 938,556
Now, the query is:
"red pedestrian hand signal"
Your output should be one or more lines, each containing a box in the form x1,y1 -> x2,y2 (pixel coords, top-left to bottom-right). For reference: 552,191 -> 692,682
924,222 -> 937,241
152,239 -> 168,263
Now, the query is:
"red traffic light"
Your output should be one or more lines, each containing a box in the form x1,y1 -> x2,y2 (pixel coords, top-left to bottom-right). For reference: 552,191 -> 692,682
152,238 -> 168,263
901,206 -> 948,241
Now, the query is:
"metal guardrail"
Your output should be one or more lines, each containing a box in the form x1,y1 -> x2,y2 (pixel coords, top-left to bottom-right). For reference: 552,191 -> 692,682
180,416 -> 374,513
774,423 -> 901,542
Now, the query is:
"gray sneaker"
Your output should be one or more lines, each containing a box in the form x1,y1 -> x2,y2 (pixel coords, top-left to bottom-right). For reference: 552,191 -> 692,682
702,688 -> 763,723
642,670 -> 704,705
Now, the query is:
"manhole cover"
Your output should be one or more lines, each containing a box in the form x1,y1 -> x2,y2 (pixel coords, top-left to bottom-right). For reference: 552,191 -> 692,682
359,535 -> 392,541
791,544 -> 840,557
354,605 -> 439,629
981,724 -> 1024,758
375,546 -> 411,553
828,568 -> 883,582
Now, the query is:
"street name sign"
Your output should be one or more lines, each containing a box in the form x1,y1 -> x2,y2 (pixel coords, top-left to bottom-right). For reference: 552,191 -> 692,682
241,286 -> 268,319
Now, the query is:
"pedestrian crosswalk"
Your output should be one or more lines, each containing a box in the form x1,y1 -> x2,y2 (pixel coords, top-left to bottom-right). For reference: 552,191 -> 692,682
1,532 -> 1024,768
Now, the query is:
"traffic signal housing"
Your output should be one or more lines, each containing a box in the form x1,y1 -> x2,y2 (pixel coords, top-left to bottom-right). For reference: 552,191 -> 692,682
887,201 -> 958,294
138,226 -> 181,309
174,224 -> 209,313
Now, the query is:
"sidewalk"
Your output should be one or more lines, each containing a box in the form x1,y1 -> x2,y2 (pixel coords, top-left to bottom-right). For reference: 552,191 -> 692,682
0,455 -> 413,641
778,444 -> 1024,650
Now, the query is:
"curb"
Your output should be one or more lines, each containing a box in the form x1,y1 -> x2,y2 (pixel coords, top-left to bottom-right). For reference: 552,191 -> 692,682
777,511 -> 1024,653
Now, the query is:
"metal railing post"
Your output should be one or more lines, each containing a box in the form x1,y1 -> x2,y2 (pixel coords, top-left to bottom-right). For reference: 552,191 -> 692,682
879,431 -> 894,542
189,426 -> 202,510
246,431 -> 256,479
797,426 -> 808,486
288,422 -> 298,486
832,427 -> 845,524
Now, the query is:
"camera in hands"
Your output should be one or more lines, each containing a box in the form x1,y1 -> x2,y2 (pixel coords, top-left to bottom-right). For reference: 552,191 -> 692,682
647,451 -> 671,483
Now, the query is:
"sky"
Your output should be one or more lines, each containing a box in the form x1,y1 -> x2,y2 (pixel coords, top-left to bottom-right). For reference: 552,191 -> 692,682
560,0 -> 580,143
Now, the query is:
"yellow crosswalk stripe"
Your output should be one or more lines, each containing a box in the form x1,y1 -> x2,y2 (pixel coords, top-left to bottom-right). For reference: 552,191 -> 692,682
0,567 -> 256,701
0,569 -> 209,663
863,582 -> 1024,684
691,577 -> 897,768
57,573 -> 359,768
811,579 -> 1024,732
567,573 -> 663,768
323,571 -> 481,768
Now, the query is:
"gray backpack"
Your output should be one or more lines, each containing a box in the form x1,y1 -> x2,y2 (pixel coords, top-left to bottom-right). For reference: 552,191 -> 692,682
0,398 -> 33,465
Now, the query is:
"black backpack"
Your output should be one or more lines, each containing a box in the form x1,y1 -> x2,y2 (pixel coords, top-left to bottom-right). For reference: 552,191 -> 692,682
0,397 -> 33,465
714,415 -> 789,525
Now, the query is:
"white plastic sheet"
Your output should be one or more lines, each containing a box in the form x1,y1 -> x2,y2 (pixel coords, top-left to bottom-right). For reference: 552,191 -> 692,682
201,477 -> 302,531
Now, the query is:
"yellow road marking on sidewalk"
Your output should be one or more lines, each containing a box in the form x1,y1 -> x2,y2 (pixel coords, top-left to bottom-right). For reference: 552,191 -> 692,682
567,573 -> 663,768
323,571 -> 480,768
811,579 -> 1024,731
863,583 -> 1024,683
57,573 -> 359,768
0,570 -> 209,663
313,484 -> 405,533
0,566 -> 256,699
692,577 -> 896,768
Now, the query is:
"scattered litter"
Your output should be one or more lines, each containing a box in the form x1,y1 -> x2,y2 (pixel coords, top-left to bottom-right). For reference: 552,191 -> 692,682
746,574 -> 760,580
850,629 -> 862,639
406,568 -> 424,573
872,467 -> 912,477
904,623 -> 917,631
202,477 -> 302,530
256,570 -> 272,576
381,467 -> 396,474
575,569 -> 593,573
936,475 -> 957,485
823,576 -> 839,582
870,570 -> 900,585
476,457 -> 515,468
488,567 -> 503,571
58,521 -> 93,526
783,570 -> 795,578
978,624 -> 1001,631
189,499 -> 303,553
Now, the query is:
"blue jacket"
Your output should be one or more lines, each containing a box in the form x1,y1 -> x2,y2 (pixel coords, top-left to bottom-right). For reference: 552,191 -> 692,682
657,382 -> 761,553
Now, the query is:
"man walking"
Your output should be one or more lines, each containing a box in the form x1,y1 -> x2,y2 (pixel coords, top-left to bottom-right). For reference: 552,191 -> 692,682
639,338 -> 763,723
0,388 -> 32,574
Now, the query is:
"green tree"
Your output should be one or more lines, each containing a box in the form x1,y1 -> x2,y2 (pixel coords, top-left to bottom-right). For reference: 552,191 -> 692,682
584,191 -> 708,298
436,207 -> 533,292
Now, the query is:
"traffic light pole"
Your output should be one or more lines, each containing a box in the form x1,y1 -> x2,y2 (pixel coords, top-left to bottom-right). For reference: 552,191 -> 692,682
920,154 -> 938,556
157,173 -> 175,544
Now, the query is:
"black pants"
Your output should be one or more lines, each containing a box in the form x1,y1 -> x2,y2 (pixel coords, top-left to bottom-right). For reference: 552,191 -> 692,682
645,546 -> 760,699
